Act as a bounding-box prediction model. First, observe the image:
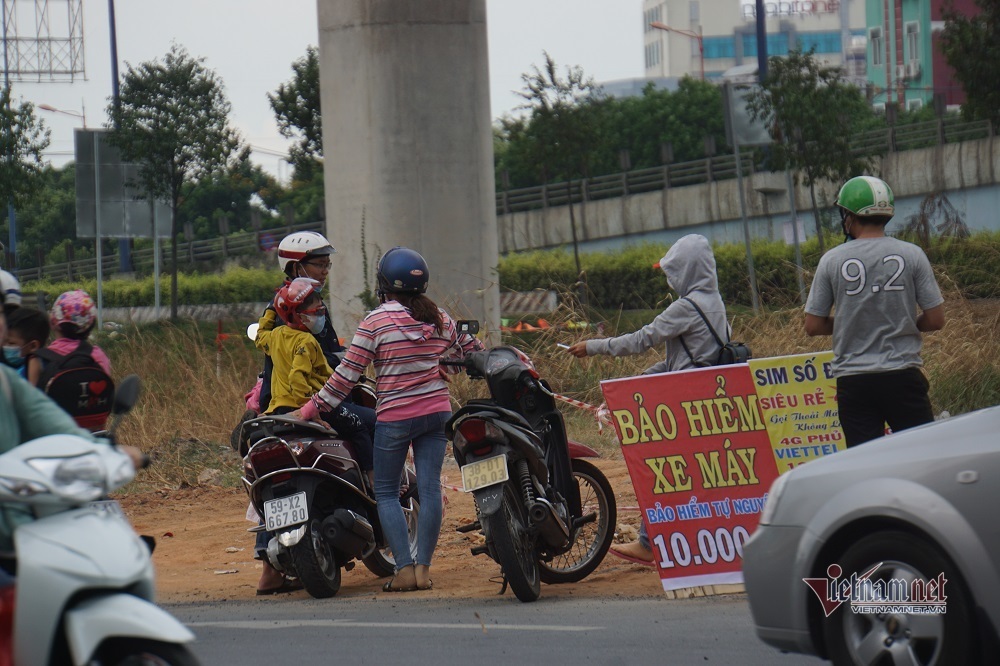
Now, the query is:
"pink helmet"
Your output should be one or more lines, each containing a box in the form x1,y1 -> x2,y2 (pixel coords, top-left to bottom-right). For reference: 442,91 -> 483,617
50,289 -> 97,333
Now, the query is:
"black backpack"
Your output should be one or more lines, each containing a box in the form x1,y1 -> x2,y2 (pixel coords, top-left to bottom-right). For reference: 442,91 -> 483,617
679,298 -> 752,367
35,341 -> 116,431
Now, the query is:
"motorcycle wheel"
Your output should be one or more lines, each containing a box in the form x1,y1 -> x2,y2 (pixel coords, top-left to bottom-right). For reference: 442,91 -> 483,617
92,638 -> 201,665
539,458 -> 616,584
363,496 -> 420,578
289,518 -> 342,598
484,482 -> 541,602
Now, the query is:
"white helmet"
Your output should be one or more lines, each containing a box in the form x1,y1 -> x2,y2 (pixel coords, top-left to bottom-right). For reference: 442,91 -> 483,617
0,269 -> 21,308
277,231 -> 335,274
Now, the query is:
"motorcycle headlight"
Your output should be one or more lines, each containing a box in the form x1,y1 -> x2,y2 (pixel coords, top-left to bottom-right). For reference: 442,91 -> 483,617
27,453 -> 107,503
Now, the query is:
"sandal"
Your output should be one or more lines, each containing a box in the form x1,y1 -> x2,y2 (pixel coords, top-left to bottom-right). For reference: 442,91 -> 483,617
382,577 -> 418,592
382,565 -> 418,592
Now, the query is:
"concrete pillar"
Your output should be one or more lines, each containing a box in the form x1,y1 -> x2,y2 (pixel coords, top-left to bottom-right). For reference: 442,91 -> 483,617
317,0 -> 500,342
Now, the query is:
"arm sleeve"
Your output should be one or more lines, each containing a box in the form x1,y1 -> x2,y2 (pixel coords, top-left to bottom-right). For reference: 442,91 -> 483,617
287,342 -> 319,406
440,314 -> 485,374
913,252 -> 944,310
312,325 -> 375,412
255,312 -> 275,355
584,302 -> 689,358
91,347 -> 113,376
804,256 -> 835,317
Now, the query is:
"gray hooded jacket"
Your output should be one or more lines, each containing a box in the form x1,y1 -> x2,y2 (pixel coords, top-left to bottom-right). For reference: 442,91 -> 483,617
585,234 -> 728,374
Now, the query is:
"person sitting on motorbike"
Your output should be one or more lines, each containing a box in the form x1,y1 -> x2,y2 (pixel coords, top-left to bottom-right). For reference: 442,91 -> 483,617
257,231 -> 375,433
256,277 -> 375,476
252,277 -> 376,596
0,291 -> 145,554
3,306 -> 49,386
292,247 -> 483,593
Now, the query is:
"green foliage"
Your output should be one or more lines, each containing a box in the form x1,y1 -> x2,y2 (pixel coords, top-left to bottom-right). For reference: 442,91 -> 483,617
746,48 -> 879,252
0,86 -> 51,211
268,45 -> 323,180
495,67 -> 727,190
940,0 -> 1000,128
23,265 -> 284,308
108,44 -> 244,319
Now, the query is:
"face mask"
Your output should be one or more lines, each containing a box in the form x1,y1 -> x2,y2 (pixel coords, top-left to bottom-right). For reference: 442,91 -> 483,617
302,314 -> 326,335
3,345 -> 25,368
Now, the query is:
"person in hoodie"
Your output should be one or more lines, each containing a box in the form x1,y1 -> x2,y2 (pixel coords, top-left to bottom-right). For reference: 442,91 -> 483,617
293,247 -> 482,593
567,234 -> 728,566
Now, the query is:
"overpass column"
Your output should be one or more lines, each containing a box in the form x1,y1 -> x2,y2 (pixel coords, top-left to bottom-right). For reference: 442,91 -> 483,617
316,0 -> 500,341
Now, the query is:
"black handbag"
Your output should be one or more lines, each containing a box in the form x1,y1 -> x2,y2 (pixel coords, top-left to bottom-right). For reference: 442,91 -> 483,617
679,298 -> 752,367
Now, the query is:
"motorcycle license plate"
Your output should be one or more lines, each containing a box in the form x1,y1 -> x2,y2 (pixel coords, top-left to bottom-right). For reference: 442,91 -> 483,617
263,492 -> 309,531
89,500 -> 126,519
461,454 -> 509,492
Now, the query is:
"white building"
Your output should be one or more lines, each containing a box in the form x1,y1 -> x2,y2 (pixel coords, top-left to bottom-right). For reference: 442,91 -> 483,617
642,0 -> 869,84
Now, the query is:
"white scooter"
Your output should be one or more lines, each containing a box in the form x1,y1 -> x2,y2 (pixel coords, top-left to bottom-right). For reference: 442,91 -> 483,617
0,375 -> 199,666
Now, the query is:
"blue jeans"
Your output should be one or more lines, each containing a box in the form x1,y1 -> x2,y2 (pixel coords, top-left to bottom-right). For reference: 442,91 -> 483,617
373,411 -> 450,571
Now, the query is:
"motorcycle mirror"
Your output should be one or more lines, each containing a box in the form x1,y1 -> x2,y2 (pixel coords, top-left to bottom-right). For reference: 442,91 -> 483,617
246,323 -> 259,341
456,320 -> 480,336
112,375 -> 142,416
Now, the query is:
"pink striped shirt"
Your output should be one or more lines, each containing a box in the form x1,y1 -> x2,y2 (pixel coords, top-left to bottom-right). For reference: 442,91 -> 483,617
310,301 -> 482,422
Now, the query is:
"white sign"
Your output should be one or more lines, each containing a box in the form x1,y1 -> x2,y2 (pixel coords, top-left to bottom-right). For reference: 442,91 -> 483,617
740,0 -> 841,20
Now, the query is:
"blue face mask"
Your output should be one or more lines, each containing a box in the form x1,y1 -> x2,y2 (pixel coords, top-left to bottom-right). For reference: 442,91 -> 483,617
3,345 -> 25,368
302,314 -> 326,335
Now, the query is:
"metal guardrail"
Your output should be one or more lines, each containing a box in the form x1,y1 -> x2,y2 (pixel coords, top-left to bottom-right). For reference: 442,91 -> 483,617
495,118 -> 994,215
15,118 -> 994,283
16,220 -> 324,283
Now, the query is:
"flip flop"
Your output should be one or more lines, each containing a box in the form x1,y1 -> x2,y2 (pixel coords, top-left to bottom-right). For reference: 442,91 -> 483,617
256,577 -> 304,596
382,577 -> 418,592
609,547 -> 656,568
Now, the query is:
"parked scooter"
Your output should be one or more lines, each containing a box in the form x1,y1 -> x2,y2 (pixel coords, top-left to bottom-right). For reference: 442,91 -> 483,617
443,336 -> 616,602
237,386 -> 419,599
0,375 -> 199,666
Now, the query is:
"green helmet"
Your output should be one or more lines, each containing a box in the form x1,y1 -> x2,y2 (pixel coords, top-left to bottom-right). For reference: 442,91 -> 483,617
836,176 -> 895,219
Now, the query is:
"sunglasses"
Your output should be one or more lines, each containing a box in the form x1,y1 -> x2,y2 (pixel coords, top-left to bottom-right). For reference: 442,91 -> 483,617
301,259 -> 332,270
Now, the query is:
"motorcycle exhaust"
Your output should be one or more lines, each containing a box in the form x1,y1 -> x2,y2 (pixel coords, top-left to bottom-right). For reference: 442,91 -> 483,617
321,509 -> 375,558
528,498 -> 570,549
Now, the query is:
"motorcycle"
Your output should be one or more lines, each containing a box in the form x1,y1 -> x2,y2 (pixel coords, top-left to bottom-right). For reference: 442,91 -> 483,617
443,340 -> 616,602
0,375 -> 200,666
236,380 -> 419,599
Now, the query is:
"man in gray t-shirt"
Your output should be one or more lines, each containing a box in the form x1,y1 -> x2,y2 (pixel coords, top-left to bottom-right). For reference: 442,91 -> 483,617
805,176 -> 945,447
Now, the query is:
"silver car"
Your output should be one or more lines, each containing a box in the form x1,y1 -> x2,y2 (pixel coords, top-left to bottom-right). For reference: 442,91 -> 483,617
743,406 -> 1000,666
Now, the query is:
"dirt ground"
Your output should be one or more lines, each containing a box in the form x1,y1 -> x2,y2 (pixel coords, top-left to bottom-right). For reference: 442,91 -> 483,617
118,457 -> 673,603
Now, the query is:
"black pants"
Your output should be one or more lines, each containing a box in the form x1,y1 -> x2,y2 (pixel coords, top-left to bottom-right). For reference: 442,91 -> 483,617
837,367 -> 934,448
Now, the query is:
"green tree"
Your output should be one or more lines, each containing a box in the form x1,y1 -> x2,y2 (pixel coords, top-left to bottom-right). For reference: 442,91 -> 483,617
746,48 -> 877,252
108,44 -> 243,319
0,86 -> 51,267
268,46 -> 322,181
940,0 -> 1000,128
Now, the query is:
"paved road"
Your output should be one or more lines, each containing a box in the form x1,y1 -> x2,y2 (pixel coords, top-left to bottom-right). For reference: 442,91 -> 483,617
174,594 -> 820,665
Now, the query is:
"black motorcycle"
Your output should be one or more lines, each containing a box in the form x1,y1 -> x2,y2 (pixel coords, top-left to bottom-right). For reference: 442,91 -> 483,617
237,381 -> 419,598
444,344 -> 616,602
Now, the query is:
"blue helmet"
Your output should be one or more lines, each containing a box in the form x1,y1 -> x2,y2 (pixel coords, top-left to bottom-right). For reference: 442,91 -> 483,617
376,247 -> 429,296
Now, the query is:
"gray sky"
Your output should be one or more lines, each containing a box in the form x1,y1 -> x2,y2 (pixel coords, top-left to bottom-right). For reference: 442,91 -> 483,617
22,0 -> 641,180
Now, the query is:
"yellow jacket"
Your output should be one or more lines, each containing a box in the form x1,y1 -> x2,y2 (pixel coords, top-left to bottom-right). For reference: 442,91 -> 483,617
255,313 -> 333,412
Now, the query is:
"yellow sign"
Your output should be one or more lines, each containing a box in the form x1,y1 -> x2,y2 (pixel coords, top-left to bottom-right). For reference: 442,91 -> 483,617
748,352 -> 845,472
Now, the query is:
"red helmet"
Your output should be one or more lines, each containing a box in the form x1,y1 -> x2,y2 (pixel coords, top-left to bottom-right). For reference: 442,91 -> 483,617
273,278 -> 322,331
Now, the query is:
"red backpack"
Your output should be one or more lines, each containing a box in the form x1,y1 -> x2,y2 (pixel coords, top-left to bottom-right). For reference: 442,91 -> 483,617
35,341 -> 115,431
